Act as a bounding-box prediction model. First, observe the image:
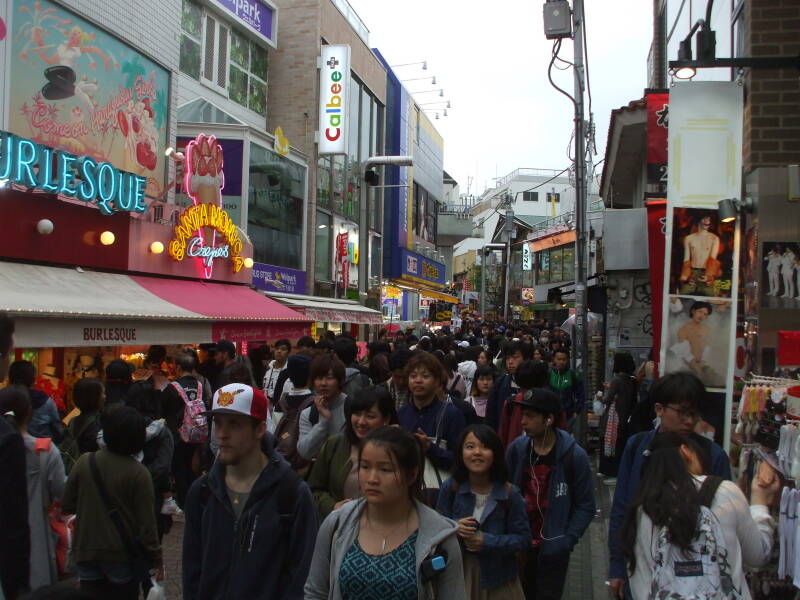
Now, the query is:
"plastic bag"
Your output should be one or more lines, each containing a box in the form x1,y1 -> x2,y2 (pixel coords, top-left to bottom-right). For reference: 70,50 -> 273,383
146,579 -> 166,600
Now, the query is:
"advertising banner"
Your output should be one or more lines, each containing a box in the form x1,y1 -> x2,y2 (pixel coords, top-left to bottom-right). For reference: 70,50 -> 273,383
8,0 -> 170,200
251,263 -> 307,295
646,200 -> 667,372
212,321 -> 310,343
661,82 -> 743,448
522,242 -> 532,271
213,0 -> 276,48
318,45 -> 351,155
646,91 -> 669,185
399,248 -> 446,288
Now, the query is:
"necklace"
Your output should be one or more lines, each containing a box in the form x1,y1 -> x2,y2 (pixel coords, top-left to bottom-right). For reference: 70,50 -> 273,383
365,505 -> 411,554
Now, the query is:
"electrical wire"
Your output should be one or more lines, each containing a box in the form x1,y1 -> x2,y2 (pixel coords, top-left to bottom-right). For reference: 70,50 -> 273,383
547,39 -> 577,109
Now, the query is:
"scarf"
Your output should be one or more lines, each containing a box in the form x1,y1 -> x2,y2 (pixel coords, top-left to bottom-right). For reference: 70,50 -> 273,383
604,402 -> 620,458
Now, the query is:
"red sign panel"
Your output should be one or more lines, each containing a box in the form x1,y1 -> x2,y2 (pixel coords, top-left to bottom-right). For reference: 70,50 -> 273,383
212,322 -> 310,343
646,199 -> 667,375
646,91 -> 669,185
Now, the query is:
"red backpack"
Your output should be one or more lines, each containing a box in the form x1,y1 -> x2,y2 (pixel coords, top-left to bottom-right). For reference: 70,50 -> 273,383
170,381 -> 209,444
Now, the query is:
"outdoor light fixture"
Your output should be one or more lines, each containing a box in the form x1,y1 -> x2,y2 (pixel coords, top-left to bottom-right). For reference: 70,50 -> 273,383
100,231 -> 116,246
36,219 -> 54,235
165,147 -> 185,161
718,197 -> 754,222
149,241 -> 165,254
244,257 -> 254,269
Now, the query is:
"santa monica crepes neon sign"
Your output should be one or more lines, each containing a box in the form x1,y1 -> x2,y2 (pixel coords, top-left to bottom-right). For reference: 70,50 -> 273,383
168,134 -> 243,278
0,130 -> 147,215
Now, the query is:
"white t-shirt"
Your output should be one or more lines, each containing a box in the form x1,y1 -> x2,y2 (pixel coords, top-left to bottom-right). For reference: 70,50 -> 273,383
262,360 -> 286,400
629,476 -> 774,600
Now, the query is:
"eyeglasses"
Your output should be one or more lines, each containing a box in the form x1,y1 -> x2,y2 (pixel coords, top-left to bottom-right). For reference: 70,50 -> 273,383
663,405 -> 699,422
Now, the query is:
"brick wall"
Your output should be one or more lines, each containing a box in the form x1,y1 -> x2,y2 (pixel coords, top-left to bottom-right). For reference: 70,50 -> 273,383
743,0 -> 800,173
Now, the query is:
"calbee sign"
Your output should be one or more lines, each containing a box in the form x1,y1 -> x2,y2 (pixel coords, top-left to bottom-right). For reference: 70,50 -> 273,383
318,45 -> 351,155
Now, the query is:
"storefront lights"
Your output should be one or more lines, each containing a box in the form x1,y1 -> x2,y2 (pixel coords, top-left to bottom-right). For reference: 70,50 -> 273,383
244,257 -> 254,269
150,241 -> 165,254
100,231 -> 116,245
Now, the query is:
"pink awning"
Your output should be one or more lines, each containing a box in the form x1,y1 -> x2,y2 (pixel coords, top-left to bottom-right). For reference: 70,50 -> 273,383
131,276 -> 310,322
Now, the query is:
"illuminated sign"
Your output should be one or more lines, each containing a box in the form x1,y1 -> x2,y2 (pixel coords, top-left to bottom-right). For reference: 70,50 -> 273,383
0,130 -> 147,215
399,248 -> 446,288
168,134 -> 243,278
318,45 -> 351,155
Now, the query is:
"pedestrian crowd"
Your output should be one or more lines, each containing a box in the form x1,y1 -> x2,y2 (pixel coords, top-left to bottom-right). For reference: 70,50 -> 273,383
0,312 -> 781,600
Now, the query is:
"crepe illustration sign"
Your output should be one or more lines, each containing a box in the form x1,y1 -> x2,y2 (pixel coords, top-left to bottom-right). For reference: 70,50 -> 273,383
8,0 -> 170,200
168,134 -> 243,279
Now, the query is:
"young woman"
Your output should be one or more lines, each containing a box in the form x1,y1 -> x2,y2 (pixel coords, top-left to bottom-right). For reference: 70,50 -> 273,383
8,360 -> 64,441
308,386 -> 397,520
598,352 -> 638,477
465,366 -> 495,422
621,432 -> 778,600
436,425 -> 529,599
68,378 -> 105,455
305,427 -> 465,599
476,349 -> 492,368
532,346 -> 550,366
0,385 -> 66,591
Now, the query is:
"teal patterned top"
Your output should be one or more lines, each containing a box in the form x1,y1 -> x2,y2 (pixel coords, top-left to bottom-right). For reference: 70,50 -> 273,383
339,530 -> 419,600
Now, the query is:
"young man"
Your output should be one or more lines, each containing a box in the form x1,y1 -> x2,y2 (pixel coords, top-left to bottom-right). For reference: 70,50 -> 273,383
379,348 -> 413,409
547,349 -> 585,430
679,214 -> 721,296
183,383 -> 316,600
506,389 -> 596,600
486,340 -> 533,431
606,372 -> 732,599
333,336 -> 371,399
297,354 -> 349,461
214,339 -> 241,391
262,339 -> 290,401
498,359 -> 550,447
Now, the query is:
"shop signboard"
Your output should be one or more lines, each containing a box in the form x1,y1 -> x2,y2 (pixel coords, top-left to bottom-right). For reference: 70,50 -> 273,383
213,0 -> 277,48
336,231 -> 349,288
0,130 -> 147,214
646,91 -> 669,185
168,134 -> 245,279
8,0 -> 170,200
522,288 -> 535,304
212,321 -> 310,343
251,262 -> 306,294
531,230 -> 576,252
522,242 -> 532,271
399,248 -> 446,288
318,45 -> 351,155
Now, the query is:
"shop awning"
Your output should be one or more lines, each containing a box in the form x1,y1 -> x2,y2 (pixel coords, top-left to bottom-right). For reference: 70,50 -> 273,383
0,262 -> 310,347
266,292 -> 384,325
389,280 -> 459,304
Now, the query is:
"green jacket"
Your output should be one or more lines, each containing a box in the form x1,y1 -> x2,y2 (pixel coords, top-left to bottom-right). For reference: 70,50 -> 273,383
306,434 -> 352,521
62,449 -> 161,567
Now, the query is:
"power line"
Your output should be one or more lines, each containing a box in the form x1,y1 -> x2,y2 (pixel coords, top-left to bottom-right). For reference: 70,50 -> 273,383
548,39 -> 577,109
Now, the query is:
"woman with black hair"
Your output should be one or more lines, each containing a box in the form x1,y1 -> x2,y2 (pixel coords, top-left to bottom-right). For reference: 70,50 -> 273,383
307,386 -> 397,520
436,425 -> 529,599
67,378 -> 105,455
620,432 -> 777,599
466,365 -> 495,422
599,352 -> 638,477
305,427 -> 465,599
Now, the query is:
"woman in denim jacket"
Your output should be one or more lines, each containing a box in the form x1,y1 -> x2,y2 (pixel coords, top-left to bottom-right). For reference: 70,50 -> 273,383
436,424 -> 530,599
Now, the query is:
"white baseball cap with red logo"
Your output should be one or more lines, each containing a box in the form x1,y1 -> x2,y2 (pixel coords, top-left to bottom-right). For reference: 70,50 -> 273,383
207,383 -> 268,421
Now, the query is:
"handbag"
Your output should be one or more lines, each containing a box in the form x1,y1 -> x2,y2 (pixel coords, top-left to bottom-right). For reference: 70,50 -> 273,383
422,401 -> 453,492
88,453 -> 152,583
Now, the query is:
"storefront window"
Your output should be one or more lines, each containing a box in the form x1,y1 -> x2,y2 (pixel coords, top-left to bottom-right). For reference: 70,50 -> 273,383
562,245 -> 575,282
317,157 -> 331,209
345,78 -> 360,220
315,211 -> 332,280
180,1 -> 203,79
229,30 -> 268,116
550,248 -> 563,283
333,155 -> 346,215
247,143 -> 305,269
537,251 -> 550,284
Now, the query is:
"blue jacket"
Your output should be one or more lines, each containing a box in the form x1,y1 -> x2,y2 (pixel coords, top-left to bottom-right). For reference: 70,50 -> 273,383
607,429 -> 733,580
28,390 -> 63,442
485,374 -> 515,431
506,430 -> 596,562
436,479 -> 531,589
398,398 -> 466,470
182,438 -> 318,599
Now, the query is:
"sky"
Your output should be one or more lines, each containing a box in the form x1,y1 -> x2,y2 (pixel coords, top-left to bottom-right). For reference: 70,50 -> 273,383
346,0 -> 654,198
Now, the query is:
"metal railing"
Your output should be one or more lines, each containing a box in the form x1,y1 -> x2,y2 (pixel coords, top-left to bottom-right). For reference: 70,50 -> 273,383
494,167 -> 569,188
438,204 -> 472,218
527,198 -> 605,240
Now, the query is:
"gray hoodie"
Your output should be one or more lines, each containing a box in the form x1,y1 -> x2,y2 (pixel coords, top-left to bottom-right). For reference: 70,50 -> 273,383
297,392 -> 348,461
304,498 -> 465,600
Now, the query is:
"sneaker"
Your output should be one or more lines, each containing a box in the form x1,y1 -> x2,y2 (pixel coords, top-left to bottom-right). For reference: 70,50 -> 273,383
160,497 -> 182,515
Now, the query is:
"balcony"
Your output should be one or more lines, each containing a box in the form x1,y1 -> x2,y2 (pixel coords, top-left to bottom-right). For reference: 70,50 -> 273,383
437,204 -> 474,246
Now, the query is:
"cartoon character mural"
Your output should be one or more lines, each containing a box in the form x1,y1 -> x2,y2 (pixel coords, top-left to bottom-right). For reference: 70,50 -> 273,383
9,0 -> 169,199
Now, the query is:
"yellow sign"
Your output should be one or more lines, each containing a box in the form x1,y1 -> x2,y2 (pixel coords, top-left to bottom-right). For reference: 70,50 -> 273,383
274,126 -> 290,156
168,203 -> 244,272
384,285 -> 401,300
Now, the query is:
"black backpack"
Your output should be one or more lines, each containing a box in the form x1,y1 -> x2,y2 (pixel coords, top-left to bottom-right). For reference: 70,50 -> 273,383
273,393 -> 315,471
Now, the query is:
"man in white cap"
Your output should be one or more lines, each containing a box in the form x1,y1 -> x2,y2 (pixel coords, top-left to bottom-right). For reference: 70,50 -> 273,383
182,383 -> 317,599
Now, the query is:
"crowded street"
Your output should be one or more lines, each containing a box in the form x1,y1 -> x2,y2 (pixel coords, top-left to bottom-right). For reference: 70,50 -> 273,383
1,1 -> 800,600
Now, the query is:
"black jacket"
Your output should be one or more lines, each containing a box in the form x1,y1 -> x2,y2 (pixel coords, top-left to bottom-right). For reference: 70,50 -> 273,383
182,438 -> 318,599
0,418 -> 29,599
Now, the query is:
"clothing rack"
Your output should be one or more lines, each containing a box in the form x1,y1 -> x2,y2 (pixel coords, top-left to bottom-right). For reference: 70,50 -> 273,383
748,373 -> 799,385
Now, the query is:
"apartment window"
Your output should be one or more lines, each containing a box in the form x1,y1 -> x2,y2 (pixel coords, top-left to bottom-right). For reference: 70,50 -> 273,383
229,30 -> 268,116
179,0 -> 268,117
317,157 -> 331,209
179,1 -> 203,79
522,191 -> 539,202
315,211 -> 332,280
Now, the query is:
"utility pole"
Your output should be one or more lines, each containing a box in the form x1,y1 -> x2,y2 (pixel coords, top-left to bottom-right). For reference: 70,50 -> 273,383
572,0 -> 589,446
503,208 -> 514,321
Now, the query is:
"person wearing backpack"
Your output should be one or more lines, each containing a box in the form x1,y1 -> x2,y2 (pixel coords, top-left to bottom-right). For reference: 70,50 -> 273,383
0,385 -> 66,593
436,424 -> 529,599
485,341 -> 532,431
607,372 -> 733,600
498,360 -> 550,448
297,353 -> 349,462
62,379 -> 105,466
182,383 -> 317,600
505,389 -> 596,600
620,432 -> 778,600
161,354 -> 209,510
334,336 -> 371,399
273,353 -> 316,472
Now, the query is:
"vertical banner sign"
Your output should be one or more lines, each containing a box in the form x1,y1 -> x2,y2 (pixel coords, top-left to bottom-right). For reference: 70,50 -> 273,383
661,82 -> 743,451
646,200 -> 667,374
318,45 -> 351,155
522,242 -> 532,271
646,91 -> 669,185
336,232 -> 349,289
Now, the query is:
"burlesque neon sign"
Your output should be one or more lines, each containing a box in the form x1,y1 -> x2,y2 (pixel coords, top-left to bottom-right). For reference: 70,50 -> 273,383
168,134 -> 243,278
0,130 -> 147,215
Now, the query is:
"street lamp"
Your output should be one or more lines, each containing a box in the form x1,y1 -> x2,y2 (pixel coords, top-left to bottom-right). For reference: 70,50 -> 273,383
718,197 -> 754,222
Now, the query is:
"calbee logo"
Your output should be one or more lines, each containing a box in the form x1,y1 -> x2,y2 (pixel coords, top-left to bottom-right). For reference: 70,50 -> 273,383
217,388 -> 246,407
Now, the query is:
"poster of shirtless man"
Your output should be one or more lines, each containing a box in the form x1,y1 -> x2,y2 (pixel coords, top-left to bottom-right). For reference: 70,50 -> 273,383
669,208 -> 735,298
665,296 -> 732,390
